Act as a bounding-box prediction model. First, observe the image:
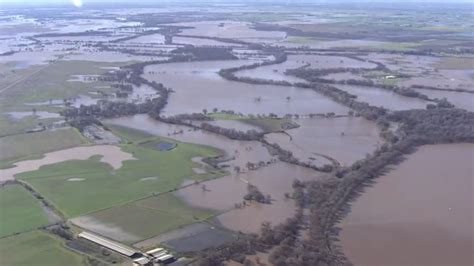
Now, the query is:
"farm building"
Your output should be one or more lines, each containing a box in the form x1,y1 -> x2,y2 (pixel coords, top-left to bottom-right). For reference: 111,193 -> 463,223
156,254 -> 175,264
133,257 -> 151,266
78,231 -> 141,257
146,247 -> 164,256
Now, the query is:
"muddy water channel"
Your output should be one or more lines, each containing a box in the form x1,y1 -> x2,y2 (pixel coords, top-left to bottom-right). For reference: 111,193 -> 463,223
413,88 -> 474,112
340,143 -> 474,266
143,60 -> 349,116
265,117 -> 382,167
235,54 -> 377,83
336,84 -> 429,110
175,162 -> 325,233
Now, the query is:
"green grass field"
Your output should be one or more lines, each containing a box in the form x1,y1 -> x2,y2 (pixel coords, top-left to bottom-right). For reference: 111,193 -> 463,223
0,60 -> 131,114
0,114 -> 64,137
16,139 -> 225,218
0,230 -> 86,266
0,184 -> 50,237
79,193 -> 214,243
106,124 -> 155,143
0,127 -> 88,166
207,112 -> 294,132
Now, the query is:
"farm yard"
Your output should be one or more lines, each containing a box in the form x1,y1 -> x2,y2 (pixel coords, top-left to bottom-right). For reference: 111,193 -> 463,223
0,1 -> 473,266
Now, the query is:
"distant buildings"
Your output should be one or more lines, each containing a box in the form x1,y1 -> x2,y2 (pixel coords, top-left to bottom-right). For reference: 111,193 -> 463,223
78,231 -> 175,265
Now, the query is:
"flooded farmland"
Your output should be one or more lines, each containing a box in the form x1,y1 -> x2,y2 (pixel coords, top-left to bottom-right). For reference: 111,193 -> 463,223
235,54 -> 377,83
336,84 -> 429,110
143,60 -> 350,116
105,114 -> 273,169
1,2 -> 473,265
265,117 -> 383,167
0,145 -> 135,181
340,144 -> 474,266
175,162 -> 325,233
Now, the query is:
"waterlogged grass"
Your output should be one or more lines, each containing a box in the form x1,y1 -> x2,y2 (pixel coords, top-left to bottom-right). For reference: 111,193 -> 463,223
83,193 -> 215,243
16,141 -> 225,218
106,124 -> 155,143
0,114 -> 63,137
207,112 -> 294,132
374,42 -> 422,52
0,60 -> 124,111
0,128 -> 88,165
208,112 -> 247,120
0,184 -> 50,237
0,231 -> 85,266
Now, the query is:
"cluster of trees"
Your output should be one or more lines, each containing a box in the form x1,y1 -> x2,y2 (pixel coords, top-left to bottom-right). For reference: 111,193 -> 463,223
219,51 -> 287,83
160,113 -> 212,124
175,34 -> 251,46
243,184 -> 271,204
0,51 -> 15,56
195,210 -> 303,266
200,122 -> 263,141
296,82 -> 387,121
265,107 -> 474,265
263,141 -> 334,173
412,84 -> 474,94
286,67 -> 445,104
111,83 -> 133,91
172,46 -> 238,61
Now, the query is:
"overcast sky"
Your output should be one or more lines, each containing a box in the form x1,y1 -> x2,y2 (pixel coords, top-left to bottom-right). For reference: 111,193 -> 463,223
1,0 -> 472,6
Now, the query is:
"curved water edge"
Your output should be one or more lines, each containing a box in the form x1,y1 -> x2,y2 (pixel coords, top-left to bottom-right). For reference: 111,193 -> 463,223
0,145 -> 136,182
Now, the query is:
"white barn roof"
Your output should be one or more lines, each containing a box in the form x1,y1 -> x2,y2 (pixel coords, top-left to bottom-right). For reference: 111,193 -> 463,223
156,254 -> 174,262
146,247 -> 164,255
78,231 -> 138,257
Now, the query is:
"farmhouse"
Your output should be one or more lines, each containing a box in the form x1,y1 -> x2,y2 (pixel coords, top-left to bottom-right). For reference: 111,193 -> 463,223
78,231 -> 141,257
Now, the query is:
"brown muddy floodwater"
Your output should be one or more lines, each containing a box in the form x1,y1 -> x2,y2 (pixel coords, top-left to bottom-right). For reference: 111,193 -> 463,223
265,117 -> 382,167
336,84 -> 429,110
175,162 -> 325,234
0,145 -> 136,181
413,88 -> 474,112
340,143 -> 474,266
105,114 -> 273,170
235,54 -> 377,83
143,60 -> 350,116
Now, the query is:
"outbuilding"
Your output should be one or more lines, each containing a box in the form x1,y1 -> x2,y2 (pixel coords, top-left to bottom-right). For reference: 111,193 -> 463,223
78,231 -> 140,257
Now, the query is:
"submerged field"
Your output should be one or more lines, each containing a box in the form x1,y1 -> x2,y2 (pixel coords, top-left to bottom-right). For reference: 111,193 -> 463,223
1,3 -> 473,266
14,139 -> 224,217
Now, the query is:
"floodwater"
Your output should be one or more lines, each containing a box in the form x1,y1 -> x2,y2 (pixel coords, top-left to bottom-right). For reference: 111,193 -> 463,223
235,54 -> 377,83
175,162 -> 325,233
6,111 -> 60,121
413,88 -> 474,112
64,51 -> 164,62
172,20 -> 286,43
123,33 -> 166,44
0,145 -> 136,181
104,114 -> 273,170
134,222 -> 237,251
71,215 -> 141,243
173,36 -> 240,47
143,60 -> 350,116
204,120 -> 263,132
340,143 -> 474,266
336,84 -> 429,110
400,69 -> 474,91
264,117 -> 382,167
